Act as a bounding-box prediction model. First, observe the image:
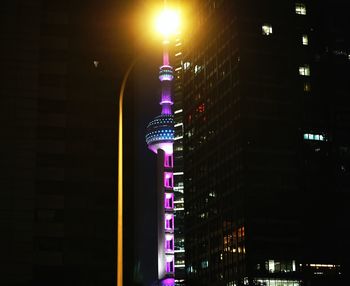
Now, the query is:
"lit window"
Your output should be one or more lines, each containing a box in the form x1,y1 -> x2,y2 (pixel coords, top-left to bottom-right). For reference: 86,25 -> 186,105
164,154 -> 173,168
183,62 -> 191,70
194,65 -> 202,74
303,133 -> 326,141
262,24 -> 273,35
165,214 -> 174,230
201,260 -> 209,269
165,234 -> 174,252
304,82 -> 311,92
295,3 -> 307,15
165,193 -> 174,209
164,172 -> 174,188
299,65 -> 310,76
187,265 -> 194,273
302,34 -> 308,45
166,255 -> 175,273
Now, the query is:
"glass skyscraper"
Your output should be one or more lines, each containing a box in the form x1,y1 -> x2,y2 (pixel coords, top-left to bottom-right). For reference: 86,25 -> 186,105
182,1 -> 349,285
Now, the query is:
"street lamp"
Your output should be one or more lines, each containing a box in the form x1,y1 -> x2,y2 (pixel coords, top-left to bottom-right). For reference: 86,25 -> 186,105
117,6 -> 181,286
117,58 -> 137,286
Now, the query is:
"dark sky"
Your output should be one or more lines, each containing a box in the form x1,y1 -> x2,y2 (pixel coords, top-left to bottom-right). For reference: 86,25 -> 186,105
131,37 -> 164,285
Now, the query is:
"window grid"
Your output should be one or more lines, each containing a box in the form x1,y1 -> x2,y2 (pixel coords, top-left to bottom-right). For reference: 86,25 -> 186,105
299,65 -> 310,76
295,3 -> 307,15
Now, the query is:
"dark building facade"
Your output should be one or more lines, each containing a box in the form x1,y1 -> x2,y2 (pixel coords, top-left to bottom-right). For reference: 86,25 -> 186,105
172,33 -> 186,285
182,1 -> 349,285
1,1 -> 137,285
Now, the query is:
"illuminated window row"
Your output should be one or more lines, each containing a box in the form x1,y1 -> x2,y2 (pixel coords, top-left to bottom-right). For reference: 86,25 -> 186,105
255,279 -> 300,286
145,130 -> 175,144
267,260 -> 296,273
303,133 -> 326,141
148,118 -> 173,125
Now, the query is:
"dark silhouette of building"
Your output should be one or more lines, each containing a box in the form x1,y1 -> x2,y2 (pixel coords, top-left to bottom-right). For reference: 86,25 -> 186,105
1,1 -> 138,285
182,1 -> 349,285
172,33 -> 186,286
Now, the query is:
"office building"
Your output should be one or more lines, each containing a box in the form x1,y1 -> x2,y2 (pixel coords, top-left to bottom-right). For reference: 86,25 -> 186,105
0,1 -> 136,285
182,1 -> 349,285
173,33 -> 186,285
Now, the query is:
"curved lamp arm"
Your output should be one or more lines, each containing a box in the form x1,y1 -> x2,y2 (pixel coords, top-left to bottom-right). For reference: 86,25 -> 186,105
117,58 -> 138,286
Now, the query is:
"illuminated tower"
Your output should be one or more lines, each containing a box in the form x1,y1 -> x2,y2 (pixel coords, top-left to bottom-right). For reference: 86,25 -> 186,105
145,35 -> 176,286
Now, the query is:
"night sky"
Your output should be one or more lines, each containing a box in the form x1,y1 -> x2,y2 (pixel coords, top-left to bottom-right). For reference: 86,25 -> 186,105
131,42 -> 165,285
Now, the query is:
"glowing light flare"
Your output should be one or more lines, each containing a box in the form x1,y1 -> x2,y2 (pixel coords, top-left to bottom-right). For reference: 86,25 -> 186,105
155,9 -> 180,37
166,254 -> 174,263
148,142 -> 173,154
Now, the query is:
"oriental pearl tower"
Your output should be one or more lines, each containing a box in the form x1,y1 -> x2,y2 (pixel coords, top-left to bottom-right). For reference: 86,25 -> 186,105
145,8 -> 178,286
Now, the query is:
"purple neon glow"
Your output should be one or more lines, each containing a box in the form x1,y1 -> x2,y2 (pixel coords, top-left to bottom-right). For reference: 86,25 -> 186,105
160,100 -> 173,105
160,76 -> 173,114
165,214 -> 174,230
145,30 -> 175,284
164,172 -> 174,188
161,104 -> 172,115
165,255 -> 175,273
162,278 -> 175,286
164,154 -> 173,168
165,234 -> 174,252
161,86 -> 171,98
163,47 -> 170,66
165,193 -> 174,209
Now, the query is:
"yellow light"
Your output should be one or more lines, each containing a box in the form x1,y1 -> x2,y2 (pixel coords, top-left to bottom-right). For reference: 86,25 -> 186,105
155,9 -> 180,37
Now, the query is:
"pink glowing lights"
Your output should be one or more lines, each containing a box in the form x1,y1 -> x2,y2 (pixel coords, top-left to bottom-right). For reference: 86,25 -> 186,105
165,255 -> 175,273
165,193 -> 174,209
165,234 -> 174,252
165,214 -> 174,230
164,172 -> 174,188
164,153 -> 173,168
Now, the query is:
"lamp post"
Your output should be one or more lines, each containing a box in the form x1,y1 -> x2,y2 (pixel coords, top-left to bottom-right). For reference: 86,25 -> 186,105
117,58 -> 137,286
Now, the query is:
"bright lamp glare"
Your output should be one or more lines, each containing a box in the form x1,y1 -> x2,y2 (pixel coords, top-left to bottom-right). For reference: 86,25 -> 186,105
155,9 -> 180,37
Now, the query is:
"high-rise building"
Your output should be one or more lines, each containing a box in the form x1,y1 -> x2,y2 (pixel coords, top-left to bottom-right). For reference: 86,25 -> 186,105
0,1 -> 137,285
182,1 -> 349,285
172,32 -> 186,286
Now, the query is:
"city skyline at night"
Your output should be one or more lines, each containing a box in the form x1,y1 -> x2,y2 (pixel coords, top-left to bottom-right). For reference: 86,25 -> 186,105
1,0 -> 349,286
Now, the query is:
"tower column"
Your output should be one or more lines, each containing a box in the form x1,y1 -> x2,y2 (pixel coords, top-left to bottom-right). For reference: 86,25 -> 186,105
145,38 -> 175,286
